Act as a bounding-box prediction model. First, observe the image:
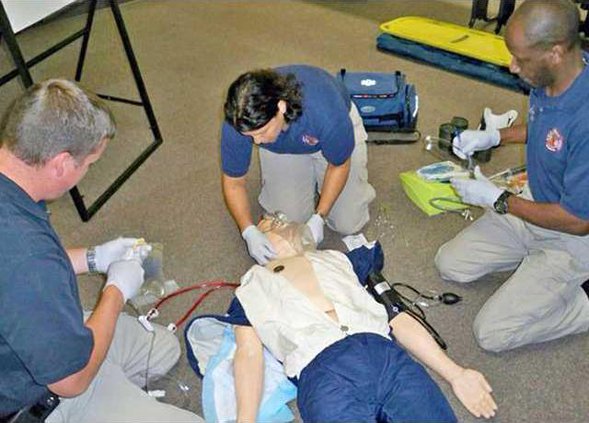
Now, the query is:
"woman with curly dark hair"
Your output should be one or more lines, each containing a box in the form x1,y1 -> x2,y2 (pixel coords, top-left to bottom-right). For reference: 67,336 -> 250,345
221,65 -> 375,264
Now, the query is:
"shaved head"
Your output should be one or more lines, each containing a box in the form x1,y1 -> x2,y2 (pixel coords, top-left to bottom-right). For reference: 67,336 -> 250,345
509,0 -> 580,51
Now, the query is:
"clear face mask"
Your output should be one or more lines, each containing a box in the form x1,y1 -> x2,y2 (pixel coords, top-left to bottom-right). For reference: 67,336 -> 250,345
259,211 -> 316,256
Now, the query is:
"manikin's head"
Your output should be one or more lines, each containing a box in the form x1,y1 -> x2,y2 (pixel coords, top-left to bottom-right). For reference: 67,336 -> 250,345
257,212 -> 316,259
505,0 -> 581,89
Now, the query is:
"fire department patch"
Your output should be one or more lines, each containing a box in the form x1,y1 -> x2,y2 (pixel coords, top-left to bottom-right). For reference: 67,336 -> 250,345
302,134 -> 318,146
545,128 -> 564,152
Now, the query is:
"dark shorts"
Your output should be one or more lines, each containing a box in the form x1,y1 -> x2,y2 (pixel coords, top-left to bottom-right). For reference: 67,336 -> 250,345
297,333 -> 457,422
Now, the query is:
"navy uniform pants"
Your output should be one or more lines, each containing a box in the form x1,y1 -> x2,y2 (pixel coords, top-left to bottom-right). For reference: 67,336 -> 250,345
297,333 -> 456,422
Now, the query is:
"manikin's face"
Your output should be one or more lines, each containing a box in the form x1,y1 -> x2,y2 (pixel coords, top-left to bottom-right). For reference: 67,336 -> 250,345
505,19 -> 556,88
242,100 -> 288,145
257,215 -> 316,259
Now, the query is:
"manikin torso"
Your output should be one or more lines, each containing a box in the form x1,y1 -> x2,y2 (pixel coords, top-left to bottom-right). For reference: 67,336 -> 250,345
239,218 -> 392,377
265,254 -> 339,322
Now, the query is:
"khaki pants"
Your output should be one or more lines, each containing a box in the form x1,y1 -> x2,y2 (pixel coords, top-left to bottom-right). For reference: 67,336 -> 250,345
435,210 -> 589,352
46,314 -> 203,423
258,103 -> 375,235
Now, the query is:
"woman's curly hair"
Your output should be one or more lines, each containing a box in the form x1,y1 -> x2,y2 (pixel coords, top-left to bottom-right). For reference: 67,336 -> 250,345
224,69 -> 303,132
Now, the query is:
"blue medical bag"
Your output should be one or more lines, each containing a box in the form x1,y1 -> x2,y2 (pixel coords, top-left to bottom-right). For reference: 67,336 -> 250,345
337,69 -> 418,132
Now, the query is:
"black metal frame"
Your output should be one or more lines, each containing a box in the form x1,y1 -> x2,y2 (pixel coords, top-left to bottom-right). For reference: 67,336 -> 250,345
468,0 -> 516,34
0,0 -> 163,221
575,0 -> 589,36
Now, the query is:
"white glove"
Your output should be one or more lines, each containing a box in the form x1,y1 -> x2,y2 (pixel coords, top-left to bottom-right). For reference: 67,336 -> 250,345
451,166 -> 503,208
452,129 -> 500,159
480,107 -> 518,131
92,237 -> 139,273
242,225 -> 276,265
104,259 -> 145,302
306,213 -> 325,245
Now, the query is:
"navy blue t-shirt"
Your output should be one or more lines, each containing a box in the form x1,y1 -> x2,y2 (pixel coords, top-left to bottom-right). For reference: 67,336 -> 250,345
0,173 -> 93,415
526,54 -> 589,220
221,65 -> 353,177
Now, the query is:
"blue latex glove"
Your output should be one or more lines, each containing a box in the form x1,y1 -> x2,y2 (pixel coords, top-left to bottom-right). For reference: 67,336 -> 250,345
242,225 -> 276,265
451,166 -> 503,208
306,213 -> 325,245
453,129 -> 500,159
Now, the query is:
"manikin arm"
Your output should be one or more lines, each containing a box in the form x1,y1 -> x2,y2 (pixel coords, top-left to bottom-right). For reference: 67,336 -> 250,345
234,325 -> 265,423
390,313 -> 497,419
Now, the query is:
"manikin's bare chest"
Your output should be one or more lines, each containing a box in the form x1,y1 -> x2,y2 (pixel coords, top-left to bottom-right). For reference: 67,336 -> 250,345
266,256 -> 338,321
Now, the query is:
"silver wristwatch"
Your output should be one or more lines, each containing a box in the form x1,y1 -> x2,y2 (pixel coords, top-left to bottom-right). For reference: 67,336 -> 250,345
86,246 -> 98,273
493,191 -> 512,215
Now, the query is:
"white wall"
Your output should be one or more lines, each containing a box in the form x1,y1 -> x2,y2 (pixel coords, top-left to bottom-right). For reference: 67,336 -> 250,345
2,0 -> 77,33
